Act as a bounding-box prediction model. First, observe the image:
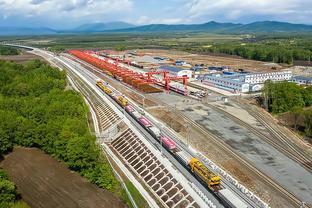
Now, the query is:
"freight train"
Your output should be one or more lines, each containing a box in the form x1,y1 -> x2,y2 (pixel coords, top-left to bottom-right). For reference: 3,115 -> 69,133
96,79 -> 249,208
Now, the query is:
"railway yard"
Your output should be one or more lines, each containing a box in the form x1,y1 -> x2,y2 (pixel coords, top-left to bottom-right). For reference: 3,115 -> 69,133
3,43 -> 312,208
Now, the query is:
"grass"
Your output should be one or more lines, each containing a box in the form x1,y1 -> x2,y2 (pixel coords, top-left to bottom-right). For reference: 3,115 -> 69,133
11,201 -> 31,208
125,180 -> 149,208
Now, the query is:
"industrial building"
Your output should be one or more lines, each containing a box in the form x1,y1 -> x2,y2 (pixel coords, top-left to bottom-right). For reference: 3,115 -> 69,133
199,70 -> 293,93
201,75 -> 250,93
291,76 -> 312,85
159,65 -> 193,78
243,71 -> 292,84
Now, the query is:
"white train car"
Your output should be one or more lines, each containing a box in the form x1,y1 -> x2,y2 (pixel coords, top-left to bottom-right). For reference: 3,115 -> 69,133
218,189 -> 249,208
175,150 -> 192,166
148,126 -> 161,138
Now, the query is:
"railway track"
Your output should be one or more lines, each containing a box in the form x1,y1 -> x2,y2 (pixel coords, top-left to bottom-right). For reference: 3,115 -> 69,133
173,109 -> 305,208
143,95 -> 309,207
204,102 -> 312,173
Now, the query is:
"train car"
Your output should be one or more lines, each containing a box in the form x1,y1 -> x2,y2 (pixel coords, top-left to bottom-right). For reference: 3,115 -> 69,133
139,116 -> 152,128
175,150 -> 192,166
161,135 -> 177,151
218,189 -> 248,208
117,96 -> 128,107
147,126 -> 161,139
96,80 -> 113,95
125,105 -> 135,113
189,158 -> 221,192
130,110 -> 142,120
112,95 -> 119,102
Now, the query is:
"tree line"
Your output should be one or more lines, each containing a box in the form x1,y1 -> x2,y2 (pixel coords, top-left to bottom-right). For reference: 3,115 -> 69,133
261,81 -> 312,138
0,60 -> 123,207
0,46 -> 19,56
186,43 -> 311,65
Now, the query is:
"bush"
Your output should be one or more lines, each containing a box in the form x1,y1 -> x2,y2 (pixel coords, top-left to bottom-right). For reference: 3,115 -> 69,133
0,169 -> 17,208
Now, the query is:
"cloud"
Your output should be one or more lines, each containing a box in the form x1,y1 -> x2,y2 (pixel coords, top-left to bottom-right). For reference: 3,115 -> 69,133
185,0 -> 312,23
0,0 -> 311,28
0,0 -> 133,27
135,15 -> 183,25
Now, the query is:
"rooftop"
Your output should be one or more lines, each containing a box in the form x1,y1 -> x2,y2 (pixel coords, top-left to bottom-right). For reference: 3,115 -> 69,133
159,65 -> 186,73
292,75 -> 312,81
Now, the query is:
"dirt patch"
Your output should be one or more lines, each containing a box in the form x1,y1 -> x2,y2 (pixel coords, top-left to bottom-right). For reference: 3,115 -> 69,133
136,49 -> 284,73
148,107 -> 187,136
0,50 -> 43,63
0,147 -> 126,208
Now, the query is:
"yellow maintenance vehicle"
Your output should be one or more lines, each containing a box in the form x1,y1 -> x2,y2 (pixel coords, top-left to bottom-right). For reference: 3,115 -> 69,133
96,80 -> 112,95
189,158 -> 221,191
117,96 -> 128,107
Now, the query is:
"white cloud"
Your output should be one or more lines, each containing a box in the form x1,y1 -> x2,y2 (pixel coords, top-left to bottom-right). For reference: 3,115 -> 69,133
185,0 -> 312,23
135,15 -> 183,25
0,0 -> 133,26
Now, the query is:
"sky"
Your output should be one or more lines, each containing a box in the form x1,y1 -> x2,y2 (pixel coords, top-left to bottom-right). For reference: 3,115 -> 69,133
0,0 -> 311,29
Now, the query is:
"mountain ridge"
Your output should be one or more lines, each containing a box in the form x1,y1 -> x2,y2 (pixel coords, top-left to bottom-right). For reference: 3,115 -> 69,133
72,21 -> 135,32
1,21 -> 312,36
113,21 -> 312,33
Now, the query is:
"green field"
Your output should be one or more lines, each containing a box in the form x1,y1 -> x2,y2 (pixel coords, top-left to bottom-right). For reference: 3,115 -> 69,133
2,32 -> 312,64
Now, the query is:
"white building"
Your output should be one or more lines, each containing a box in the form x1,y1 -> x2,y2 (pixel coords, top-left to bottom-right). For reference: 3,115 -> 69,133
244,71 -> 292,84
202,75 -> 250,93
159,65 -> 193,78
291,76 -> 312,85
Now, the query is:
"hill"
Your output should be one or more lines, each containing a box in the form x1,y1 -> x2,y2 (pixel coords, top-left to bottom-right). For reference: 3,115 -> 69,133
115,21 -> 312,33
114,21 -> 240,32
0,27 -> 56,36
72,21 -> 135,32
226,21 -> 312,33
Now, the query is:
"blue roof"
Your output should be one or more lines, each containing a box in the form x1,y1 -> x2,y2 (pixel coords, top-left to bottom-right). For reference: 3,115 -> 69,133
159,65 -> 184,73
292,76 -> 312,81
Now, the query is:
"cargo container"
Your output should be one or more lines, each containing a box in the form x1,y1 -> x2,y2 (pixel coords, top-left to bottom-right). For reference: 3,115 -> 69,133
161,136 -> 177,150
218,189 -> 248,208
139,116 -> 152,128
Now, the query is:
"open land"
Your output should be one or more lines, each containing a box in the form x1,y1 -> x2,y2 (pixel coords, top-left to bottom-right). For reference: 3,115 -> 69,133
0,147 -> 126,208
0,50 -> 43,63
134,49 -> 284,72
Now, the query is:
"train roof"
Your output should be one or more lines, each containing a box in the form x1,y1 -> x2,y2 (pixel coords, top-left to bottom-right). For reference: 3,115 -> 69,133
219,189 -> 248,208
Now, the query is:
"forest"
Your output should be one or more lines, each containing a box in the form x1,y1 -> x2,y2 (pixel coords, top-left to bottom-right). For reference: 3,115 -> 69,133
262,81 -> 312,138
0,46 -> 19,56
0,60 -> 122,207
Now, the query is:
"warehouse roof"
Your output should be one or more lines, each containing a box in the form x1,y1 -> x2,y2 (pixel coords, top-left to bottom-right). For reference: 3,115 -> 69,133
292,75 -> 312,81
159,65 -> 185,73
